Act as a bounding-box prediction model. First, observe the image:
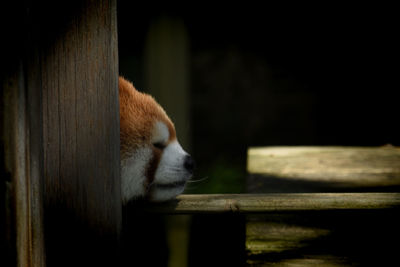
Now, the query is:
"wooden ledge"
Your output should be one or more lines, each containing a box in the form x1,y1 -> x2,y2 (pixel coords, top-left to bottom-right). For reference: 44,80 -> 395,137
136,193 -> 400,214
247,146 -> 400,192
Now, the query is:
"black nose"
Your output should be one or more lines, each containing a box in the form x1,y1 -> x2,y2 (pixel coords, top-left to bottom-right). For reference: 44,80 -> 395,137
184,155 -> 195,174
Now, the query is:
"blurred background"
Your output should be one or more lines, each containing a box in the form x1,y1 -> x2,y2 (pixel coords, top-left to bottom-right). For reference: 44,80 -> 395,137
118,3 -> 398,194
118,3 -> 398,266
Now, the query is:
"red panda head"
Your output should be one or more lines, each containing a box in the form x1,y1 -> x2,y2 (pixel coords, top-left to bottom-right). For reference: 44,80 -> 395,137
119,77 -> 194,203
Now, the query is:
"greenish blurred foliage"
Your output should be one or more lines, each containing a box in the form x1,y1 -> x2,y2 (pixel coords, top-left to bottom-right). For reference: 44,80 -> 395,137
185,158 -> 245,194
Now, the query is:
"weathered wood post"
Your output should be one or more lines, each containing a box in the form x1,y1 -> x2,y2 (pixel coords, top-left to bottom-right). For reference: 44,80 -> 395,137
1,0 -> 121,266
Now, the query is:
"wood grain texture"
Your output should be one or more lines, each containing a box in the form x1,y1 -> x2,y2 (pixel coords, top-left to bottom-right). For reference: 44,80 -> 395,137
25,40 -> 46,267
247,146 -> 400,193
37,0 -> 121,265
135,193 -> 400,214
1,2 -> 48,265
2,63 -> 33,267
3,1 -> 120,265
2,37 -> 47,267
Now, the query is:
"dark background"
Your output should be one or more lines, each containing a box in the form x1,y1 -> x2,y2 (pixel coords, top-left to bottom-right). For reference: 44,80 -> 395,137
118,3 -> 398,194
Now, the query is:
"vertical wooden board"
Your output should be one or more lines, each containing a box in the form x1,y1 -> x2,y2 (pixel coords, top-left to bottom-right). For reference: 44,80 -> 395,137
2,64 -> 31,267
38,0 -> 120,265
1,2 -> 47,265
2,54 -> 46,267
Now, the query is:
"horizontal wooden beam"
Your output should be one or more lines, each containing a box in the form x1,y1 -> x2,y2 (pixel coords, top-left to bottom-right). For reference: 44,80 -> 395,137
136,193 -> 400,214
247,146 -> 400,193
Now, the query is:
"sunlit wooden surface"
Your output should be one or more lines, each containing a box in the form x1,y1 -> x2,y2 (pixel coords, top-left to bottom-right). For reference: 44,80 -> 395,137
247,146 -> 400,192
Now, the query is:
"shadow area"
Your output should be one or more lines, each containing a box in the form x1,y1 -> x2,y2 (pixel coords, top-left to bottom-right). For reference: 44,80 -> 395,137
121,200 -> 170,267
247,174 -> 400,193
246,208 -> 400,266
246,174 -> 400,266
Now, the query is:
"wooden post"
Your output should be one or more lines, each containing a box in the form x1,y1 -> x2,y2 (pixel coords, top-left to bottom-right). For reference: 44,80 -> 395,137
39,1 -> 121,266
1,0 -> 121,266
2,62 -> 44,267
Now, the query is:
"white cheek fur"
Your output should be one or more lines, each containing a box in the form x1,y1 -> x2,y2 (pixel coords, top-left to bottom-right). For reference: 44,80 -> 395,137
150,141 -> 192,202
121,147 -> 152,204
152,121 -> 169,144
121,141 -> 192,203
154,141 -> 187,184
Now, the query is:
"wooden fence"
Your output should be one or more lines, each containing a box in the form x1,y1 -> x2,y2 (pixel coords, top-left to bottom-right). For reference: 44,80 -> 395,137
132,146 -> 400,266
137,193 -> 400,214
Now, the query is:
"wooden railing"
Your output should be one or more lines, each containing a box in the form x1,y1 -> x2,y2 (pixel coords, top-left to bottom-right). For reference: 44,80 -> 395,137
138,193 -> 400,214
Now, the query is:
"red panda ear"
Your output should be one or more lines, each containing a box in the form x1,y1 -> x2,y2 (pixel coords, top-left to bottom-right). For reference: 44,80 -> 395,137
118,76 -> 178,157
119,76 -> 134,96
119,77 -> 156,156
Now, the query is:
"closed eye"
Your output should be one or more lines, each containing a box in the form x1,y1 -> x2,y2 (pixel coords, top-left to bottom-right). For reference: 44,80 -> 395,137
153,142 -> 166,150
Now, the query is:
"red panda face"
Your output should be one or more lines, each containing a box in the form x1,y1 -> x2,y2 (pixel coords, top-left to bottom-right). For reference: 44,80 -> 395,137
119,77 -> 194,203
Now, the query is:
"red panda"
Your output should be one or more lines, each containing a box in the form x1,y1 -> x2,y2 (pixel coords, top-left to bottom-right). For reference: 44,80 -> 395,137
119,77 -> 194,203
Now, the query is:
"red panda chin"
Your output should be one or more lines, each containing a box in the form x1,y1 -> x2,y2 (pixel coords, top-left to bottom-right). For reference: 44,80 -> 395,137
148,183 -> 187,202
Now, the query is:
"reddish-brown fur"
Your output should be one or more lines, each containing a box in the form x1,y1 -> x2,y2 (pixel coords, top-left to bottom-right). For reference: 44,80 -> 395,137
119,77 -> 176,160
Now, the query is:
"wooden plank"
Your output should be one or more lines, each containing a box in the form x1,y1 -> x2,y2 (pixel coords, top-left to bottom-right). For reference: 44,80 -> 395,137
2,63 -> 34,267
32,0 -> 121,266
247,146 -> 400,193
25,24 -> 47,267
2,1 -> 120,265
2,37 -> 46,266
1,3 -> 43,265
135,193 -> 400,214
